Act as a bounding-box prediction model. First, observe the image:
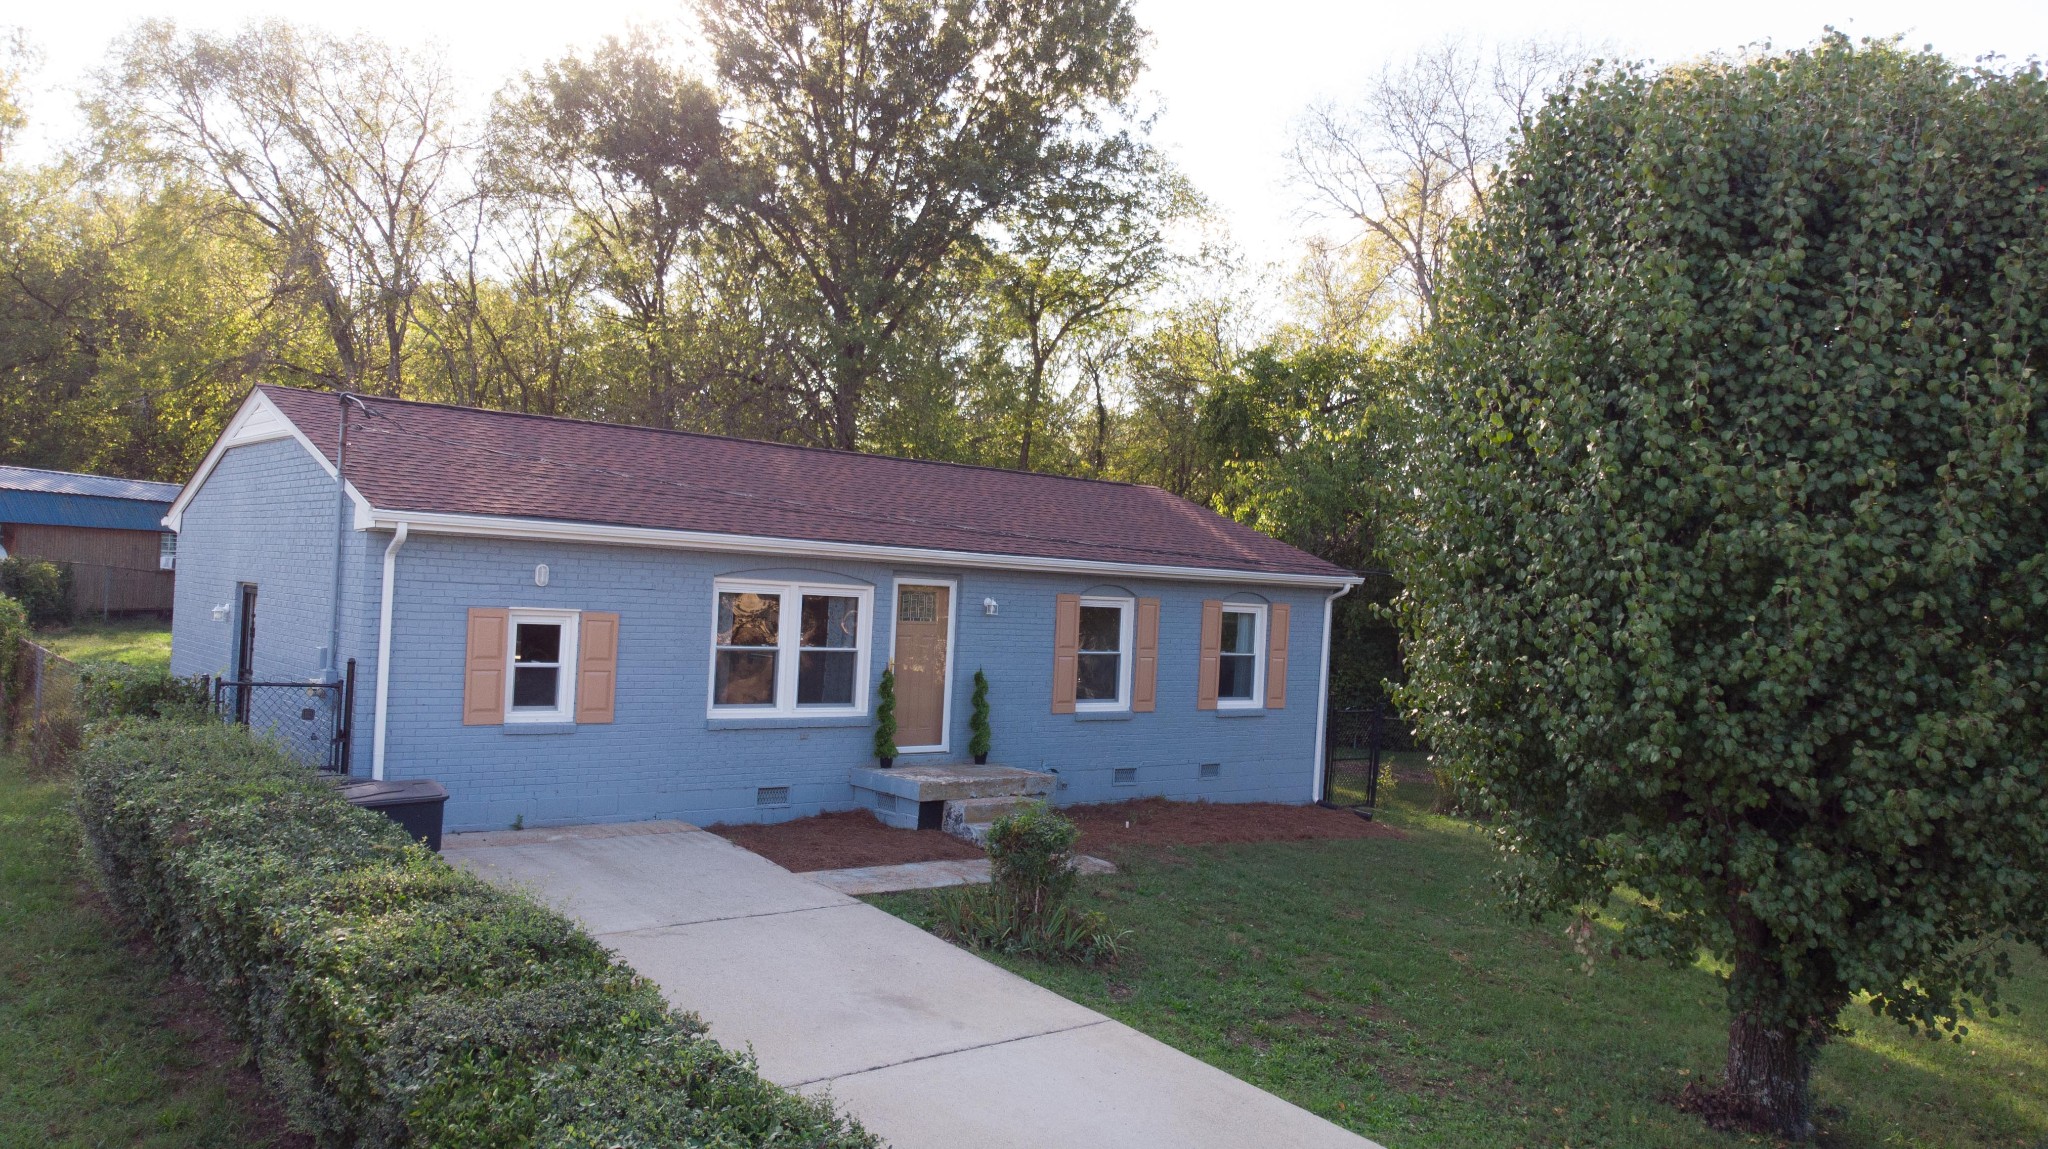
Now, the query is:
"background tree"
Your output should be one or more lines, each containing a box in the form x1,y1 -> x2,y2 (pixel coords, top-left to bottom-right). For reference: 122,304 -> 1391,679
94,20 -> 468,394
701,0 -> 1144,449
1398,37 -> 2048,1138
1290,37 -> 1588,330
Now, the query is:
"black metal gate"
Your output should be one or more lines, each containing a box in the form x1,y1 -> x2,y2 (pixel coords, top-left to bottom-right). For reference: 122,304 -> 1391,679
213,659 -> 355,774
1320,703 -> 1385,818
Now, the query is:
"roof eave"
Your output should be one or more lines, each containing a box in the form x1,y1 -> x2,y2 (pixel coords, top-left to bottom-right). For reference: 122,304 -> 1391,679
364,507 -> 1362,590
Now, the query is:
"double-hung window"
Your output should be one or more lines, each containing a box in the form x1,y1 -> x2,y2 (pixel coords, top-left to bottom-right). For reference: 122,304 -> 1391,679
1216,604 -> 1265,707
710,580 -> 871,716
506,609 -> 580,723
1075,596 -> 1134,711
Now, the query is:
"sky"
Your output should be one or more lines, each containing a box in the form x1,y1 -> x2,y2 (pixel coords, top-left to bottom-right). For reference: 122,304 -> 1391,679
10,0 -> 2048,274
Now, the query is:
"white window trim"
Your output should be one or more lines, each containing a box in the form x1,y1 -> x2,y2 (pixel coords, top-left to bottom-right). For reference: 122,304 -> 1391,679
890,578 -> 959,754
707,579 -> 874,718
505,608 -> 581,724
1074,595 -> 1136,713
1216,603 -> 1267,710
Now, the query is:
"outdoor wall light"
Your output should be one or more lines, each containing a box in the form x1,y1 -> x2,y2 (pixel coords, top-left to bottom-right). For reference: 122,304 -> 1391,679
535,563 -> 550,587
211,602 -> 232,622
982,597 -> 999,616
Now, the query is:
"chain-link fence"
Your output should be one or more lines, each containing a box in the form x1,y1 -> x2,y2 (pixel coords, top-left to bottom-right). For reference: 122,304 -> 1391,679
2,639 -> 85,773
1321,703 -> 1387,818
213,662 -> 355,774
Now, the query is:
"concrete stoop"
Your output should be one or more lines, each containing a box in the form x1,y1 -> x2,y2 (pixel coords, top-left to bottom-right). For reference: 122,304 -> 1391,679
850,763 -> 1055,841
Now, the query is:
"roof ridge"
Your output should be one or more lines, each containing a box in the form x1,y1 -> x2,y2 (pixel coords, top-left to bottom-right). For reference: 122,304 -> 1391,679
259,384 -> 1167,495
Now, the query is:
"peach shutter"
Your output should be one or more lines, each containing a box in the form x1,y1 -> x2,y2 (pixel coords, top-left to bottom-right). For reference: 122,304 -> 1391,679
1051,593 -> 1080,714
1265,603 -> 1291,709
1197,599 -> 1223,710
576,611 -> 620,724
1132,598 -> 1160,712
462,608 -> 509,725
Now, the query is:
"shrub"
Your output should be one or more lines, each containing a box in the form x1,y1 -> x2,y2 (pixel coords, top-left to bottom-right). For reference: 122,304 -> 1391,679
968,669 -> 992,759
75,720 -> 876,1148
872,666 -> 898,760
0,592 -> 25,692
76,660 -> 210,723
931,804 -> 1123,964
0,556 -> 71,626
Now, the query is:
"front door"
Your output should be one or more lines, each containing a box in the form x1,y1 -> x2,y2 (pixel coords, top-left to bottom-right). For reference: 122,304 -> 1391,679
892,584 -> 951,751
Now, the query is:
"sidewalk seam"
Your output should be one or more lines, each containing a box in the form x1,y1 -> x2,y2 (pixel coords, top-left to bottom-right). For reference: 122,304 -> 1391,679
597,899 -> 861,938
789,1018 -> 1114,1089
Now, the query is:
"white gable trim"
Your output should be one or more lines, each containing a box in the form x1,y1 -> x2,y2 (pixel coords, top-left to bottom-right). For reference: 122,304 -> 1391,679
165,390 -> 374,532
365,508 -> 1363,590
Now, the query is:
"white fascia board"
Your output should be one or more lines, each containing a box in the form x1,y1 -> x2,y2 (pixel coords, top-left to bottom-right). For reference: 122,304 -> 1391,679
165,389 -> 375,532
366,508 -> 1365,591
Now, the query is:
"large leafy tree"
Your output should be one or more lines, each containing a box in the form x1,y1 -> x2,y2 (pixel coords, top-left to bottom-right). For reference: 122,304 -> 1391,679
701,0 -> 1144,449
1398,38 -> 2048,1138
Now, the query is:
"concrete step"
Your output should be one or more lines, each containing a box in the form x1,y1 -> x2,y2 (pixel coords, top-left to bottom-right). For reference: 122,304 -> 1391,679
941,796 -> 1040,844
851,762 -> 1056,832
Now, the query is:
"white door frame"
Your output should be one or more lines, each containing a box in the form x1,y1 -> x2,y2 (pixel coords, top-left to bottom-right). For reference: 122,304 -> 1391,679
890,577 -> 958,755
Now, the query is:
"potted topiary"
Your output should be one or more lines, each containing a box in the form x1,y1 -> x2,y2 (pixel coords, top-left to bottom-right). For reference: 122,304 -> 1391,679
873,665 -> 899,768
969,668 -> 993,764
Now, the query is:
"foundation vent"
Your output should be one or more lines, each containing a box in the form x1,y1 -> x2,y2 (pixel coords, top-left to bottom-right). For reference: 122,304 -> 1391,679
1199,762 -> 1222,780
1112,767 -> 1138,787
757,786 -> 791,806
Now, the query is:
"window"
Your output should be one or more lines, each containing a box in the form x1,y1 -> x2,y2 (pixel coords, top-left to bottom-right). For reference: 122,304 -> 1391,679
1075,596 -> 1133,710
506,609 -> 579,723
158,532 -> 177,571
710,580 -> 871,716
1217,605 -> 1265,706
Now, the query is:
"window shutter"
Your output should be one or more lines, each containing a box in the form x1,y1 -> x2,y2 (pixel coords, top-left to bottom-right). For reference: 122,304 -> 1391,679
1051,593 -> 1080,714
1197,599 -> 1222,710
1266,603 -> 1291,709
1133,598 -> 1160,712
576,611 -> 620,724
463,608 -> 509,725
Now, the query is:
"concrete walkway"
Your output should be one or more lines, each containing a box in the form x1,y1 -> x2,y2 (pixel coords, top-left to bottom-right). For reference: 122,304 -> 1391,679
447,822 -> 1380,1149
805,853 -> 1117,896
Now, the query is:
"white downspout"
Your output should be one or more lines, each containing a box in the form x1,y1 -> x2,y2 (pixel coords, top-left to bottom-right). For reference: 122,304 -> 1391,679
372,522 -> 408,780
1312,581 -> 1357,802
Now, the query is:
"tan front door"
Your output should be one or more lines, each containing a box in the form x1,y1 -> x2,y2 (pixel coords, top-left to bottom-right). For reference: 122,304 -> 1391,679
893,584 -> 951,749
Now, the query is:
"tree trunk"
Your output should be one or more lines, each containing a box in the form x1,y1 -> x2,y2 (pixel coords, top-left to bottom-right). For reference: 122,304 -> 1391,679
1723,1009 -> 1813,1139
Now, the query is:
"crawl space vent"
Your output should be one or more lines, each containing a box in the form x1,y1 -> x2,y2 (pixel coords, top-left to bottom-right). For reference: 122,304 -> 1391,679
1199,762 -> 1222,780
756,786 -> 791,806
876,792 -> 899,812
1112,767 -> 1138,787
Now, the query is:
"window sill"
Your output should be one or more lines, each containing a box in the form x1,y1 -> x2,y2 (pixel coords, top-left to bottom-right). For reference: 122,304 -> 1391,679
1072,710 -> 1134,722
706,714 -> 873,731
1213,706 -> 1267,718
503,722 -> 578,736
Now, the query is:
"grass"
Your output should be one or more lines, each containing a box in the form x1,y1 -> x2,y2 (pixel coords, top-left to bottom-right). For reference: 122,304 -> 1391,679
34,618 -> 173,671
0,749 -> 290,1147
871,755 -> 2048,1148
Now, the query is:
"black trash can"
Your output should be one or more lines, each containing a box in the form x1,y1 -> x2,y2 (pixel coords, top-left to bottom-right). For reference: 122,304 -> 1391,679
335,779 -> 450,852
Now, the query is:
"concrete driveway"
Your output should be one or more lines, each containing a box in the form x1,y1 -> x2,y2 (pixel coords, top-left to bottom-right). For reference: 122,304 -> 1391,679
448,820 -> 1381,1149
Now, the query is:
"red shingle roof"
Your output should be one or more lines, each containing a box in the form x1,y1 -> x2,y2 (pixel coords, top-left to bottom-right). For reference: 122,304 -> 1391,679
260,385 -> 1351,581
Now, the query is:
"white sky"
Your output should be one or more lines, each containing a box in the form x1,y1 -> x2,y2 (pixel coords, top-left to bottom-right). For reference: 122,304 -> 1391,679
10,0 -> 2047,273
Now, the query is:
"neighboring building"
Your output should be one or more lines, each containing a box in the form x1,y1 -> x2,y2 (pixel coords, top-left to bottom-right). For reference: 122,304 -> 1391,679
166,385 -> 1361,832
0,465 -> 180,617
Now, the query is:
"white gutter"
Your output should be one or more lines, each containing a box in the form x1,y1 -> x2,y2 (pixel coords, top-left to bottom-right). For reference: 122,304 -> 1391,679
1312,581 -> 1357,802
366,508 -> 1364,592
371,522 -> 408,780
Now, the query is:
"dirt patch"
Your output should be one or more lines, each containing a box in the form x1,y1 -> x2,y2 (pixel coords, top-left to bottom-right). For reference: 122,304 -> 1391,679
1065,797 -> 1405,855
708,810 -> 985,872
709,798 -> 1403,873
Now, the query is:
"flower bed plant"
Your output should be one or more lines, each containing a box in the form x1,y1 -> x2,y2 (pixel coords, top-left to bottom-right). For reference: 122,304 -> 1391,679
75,719 -> 876,1148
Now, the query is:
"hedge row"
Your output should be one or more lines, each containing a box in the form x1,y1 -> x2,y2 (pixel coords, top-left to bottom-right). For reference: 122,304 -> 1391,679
76,719 -> 877,1148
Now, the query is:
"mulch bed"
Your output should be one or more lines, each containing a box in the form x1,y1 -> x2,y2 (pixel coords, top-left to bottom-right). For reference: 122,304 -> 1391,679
709,810 -> 985,873
708,798 -> 1402,873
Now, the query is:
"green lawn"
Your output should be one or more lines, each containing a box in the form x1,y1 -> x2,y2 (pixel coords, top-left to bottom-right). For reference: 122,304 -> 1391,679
0,750 -> 288,1146
871,764 -> 2048,1148
35,618 -> 173,671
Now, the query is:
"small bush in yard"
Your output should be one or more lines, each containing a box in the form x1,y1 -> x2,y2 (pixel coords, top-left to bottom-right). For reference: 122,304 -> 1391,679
932,804 -> 1123,964
0,555 -> 70,626
76,660 -> 210,722
75,719 -> 877,1148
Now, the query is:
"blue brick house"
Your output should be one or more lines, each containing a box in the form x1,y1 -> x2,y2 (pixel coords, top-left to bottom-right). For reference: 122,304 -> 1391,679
166,386 -> 1360,832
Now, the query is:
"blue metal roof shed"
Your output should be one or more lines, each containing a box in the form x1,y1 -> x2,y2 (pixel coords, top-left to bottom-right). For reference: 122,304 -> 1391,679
0,466 -> 180,533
